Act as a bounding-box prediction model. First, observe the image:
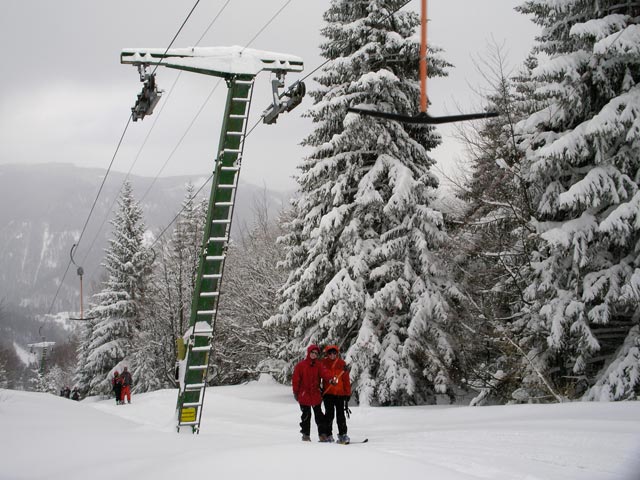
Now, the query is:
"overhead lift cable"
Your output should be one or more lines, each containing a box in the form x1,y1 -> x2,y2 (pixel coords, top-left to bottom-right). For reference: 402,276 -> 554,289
79,0 -> 296,267
148,112 -> 266,251
46,0 -> 204,315
81,75 -> 184,266
140,80 -> 224,203
132,0 -> 203,121
47,115 -> 133,315
195,0 -> 233,45
82,1 -> 235,263
242,0 -> 293,51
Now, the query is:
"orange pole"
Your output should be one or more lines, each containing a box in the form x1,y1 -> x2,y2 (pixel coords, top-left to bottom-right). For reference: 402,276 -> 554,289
79,275 -> 84,320
419,0 -> 428,113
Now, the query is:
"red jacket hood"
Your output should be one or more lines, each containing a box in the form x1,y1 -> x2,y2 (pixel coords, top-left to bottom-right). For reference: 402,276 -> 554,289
306,344 -> 320,358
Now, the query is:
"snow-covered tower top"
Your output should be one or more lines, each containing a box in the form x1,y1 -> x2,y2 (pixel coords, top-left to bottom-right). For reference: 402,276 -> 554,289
120,45 -> 304,78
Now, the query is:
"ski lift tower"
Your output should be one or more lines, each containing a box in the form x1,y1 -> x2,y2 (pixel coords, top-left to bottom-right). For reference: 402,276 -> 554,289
28,326 -> 55,376
28,341 -> 56,375
121,45 -> 304,433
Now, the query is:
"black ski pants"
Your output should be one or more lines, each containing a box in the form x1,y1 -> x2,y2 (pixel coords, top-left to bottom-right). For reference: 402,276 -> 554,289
299,403 -> 327,436
323,394 -> 348,436
113,385 -> 122,404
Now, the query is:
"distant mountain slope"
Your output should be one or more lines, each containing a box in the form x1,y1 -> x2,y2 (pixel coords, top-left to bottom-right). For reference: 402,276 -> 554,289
0,163 -> 292,313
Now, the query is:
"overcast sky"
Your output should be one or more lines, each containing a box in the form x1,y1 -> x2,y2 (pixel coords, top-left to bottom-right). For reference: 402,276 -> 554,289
0,0 -> 539,193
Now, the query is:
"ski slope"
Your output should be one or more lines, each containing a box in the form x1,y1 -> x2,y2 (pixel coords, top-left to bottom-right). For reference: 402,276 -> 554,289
1,375 -> 638,480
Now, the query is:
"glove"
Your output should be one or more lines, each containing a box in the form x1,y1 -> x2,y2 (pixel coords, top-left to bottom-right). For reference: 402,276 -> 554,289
344,397 -> 352,418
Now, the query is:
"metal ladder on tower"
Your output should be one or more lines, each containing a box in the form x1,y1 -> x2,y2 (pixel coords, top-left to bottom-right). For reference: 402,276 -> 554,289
121,45 -> 305,433
177,76 -> 254,432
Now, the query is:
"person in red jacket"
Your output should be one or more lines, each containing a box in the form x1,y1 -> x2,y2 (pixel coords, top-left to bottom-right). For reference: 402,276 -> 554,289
120,366 -> 133,404
292,344 -> 331,442
321,345 -> 352,444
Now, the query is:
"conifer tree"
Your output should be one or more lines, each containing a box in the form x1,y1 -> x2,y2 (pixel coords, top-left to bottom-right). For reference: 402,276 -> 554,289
138,183 -> 206,390
41,364 -> 67,395
268,0 -> 460,405
132,183 -> 206,391
0,354 -> 9,389
76,181 -> 151,395
446,49 -> 546,404
0,304 -> 8,389
515,0 -> 640,400
72,321 -> 93,395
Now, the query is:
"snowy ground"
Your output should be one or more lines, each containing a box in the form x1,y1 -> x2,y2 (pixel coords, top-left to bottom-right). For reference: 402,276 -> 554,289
1,376 -> 639,480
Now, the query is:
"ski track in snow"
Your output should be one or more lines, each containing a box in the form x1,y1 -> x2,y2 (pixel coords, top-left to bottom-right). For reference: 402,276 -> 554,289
1,377 -> 639,480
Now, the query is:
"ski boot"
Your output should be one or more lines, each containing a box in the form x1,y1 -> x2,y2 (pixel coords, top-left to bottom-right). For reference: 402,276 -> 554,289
318,434 -> 330,443
301,434 -> 311,442
337,434 -> 350,444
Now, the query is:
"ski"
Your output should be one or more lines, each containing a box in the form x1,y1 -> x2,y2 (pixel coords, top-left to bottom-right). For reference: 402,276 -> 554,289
339,438 -> 368,444
313,437 -> 369,444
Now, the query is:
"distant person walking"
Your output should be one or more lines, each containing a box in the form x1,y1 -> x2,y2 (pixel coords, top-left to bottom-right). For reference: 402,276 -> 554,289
120,366 -> 133,404
112,371 -> 123,405
321,345 -> 352,444
71,387 -> 80,401
292,344 -> 331,442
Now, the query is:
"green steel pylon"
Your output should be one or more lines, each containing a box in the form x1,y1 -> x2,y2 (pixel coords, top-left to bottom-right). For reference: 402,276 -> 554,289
121,46 -> 304,433
176,75 -> 254,432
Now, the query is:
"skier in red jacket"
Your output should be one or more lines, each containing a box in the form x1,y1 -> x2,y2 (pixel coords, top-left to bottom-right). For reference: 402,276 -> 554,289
321,345 -> 352,444
292,344 -> 331,442
120,366 -> 133,404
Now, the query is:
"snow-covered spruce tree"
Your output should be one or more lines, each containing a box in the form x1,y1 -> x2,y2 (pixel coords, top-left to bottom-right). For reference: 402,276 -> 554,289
137,183 -> 206,391
29,371 -> 47,393
515,0 -> 640,400
0,303 -> 7,389
267,0 -> 462,405
0,356 -> 7,389
72,320 -> 93,394
39,364 -> 67,395
76,181 -> 151,395
445,49 -> 547,404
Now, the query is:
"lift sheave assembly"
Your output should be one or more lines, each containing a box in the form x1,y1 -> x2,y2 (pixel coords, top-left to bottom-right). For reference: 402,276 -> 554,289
348,0 -> 498,124
131,66 -> 162,122
121,45 -> 305,433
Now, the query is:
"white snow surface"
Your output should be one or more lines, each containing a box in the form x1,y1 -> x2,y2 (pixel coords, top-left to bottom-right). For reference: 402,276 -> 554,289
1,376 -> 639,480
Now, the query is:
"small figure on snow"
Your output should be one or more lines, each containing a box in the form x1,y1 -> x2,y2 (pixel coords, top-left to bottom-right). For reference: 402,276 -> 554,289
60,386 -> 71,398
292,344 -> 331,442
71,387 -> 80,401
112,371 -> 123,405
321,345 -> 352,444
120,366 -> 133,404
